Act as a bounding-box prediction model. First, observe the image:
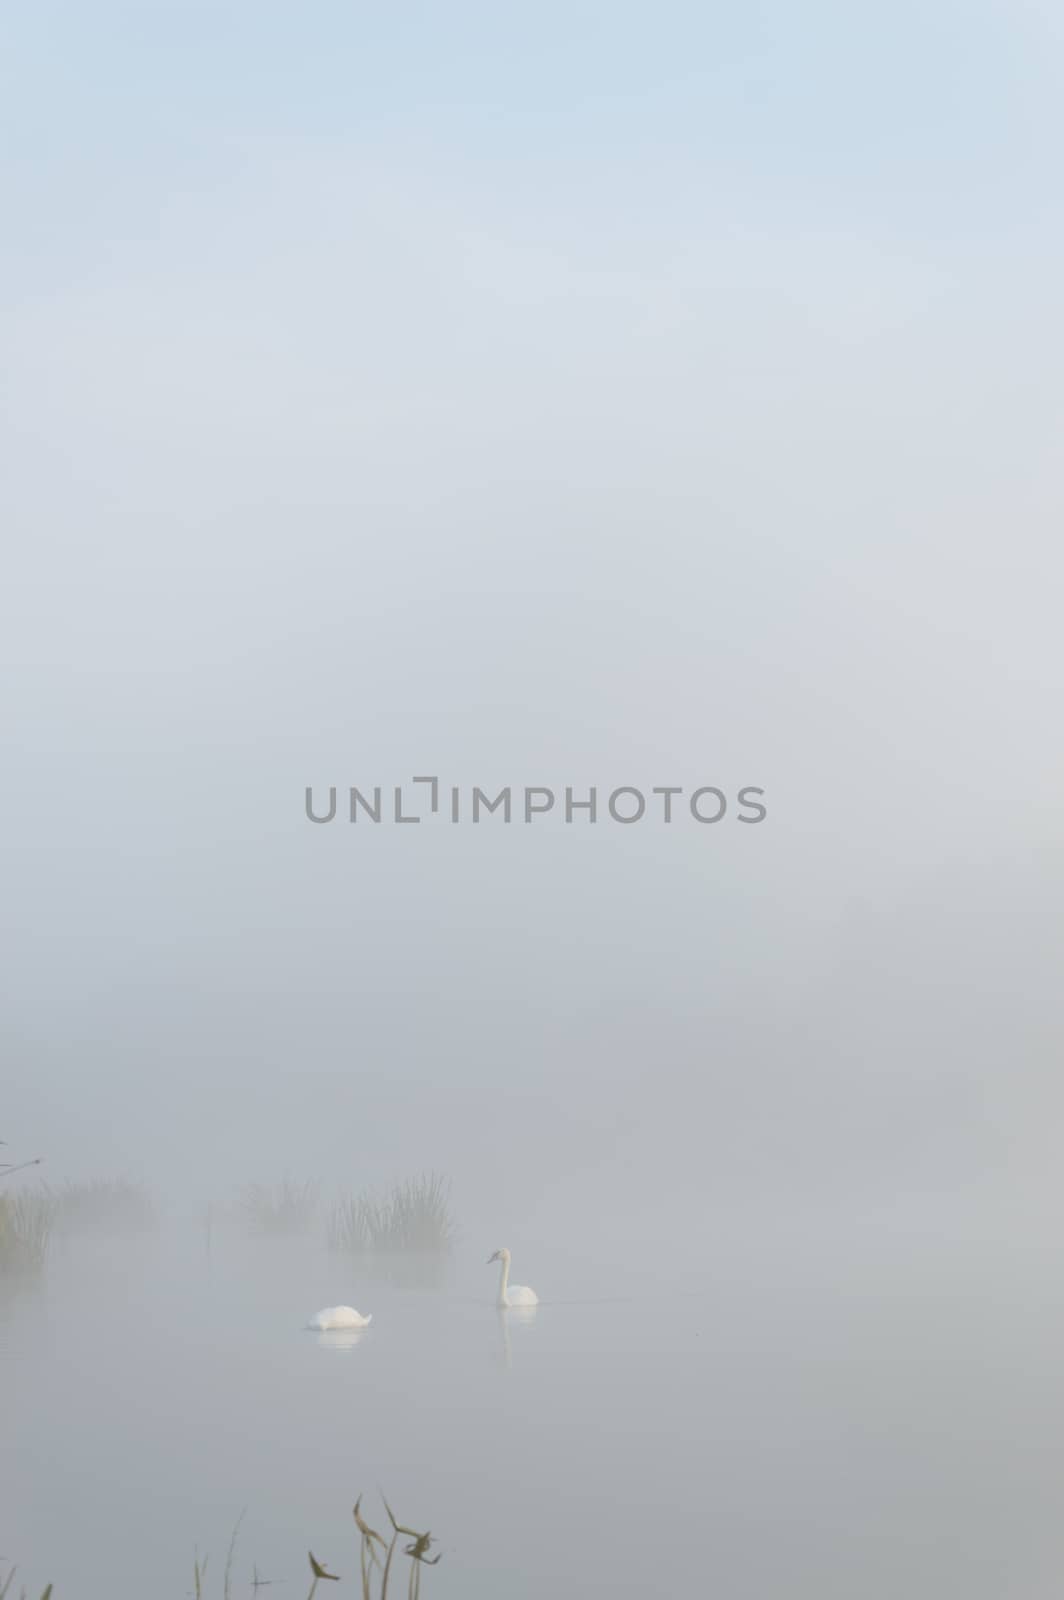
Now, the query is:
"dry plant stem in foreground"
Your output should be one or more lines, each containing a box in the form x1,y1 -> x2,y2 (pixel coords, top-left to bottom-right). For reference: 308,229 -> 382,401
0,1570 -> 52,1600
308,1495 -> 441,1600
6,1495 -> 438,1598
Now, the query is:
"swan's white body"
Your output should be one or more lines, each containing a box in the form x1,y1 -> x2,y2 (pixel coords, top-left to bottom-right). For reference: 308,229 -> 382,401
307,1305 -> 372,1331
489,1247 -> 538,1309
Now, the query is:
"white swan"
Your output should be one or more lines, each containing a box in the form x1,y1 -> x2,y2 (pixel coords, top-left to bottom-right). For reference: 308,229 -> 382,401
307,1305 -> 372,1331
488,1247 -> 538,1308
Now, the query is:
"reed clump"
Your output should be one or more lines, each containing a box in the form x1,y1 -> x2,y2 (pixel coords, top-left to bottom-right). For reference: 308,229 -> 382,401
240,1178 -> 320,1235
47,1177 -> 156,1234
328,1174 -> 455,1256
0,1188 -> 55,1275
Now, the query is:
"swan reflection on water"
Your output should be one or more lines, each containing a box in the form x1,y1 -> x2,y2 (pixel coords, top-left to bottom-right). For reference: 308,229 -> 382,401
312,1326 -> 368,1353
497,1302 -> 537,1368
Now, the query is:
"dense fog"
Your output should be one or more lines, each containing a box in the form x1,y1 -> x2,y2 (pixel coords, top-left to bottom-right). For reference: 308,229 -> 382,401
3,5 -> 1062,1596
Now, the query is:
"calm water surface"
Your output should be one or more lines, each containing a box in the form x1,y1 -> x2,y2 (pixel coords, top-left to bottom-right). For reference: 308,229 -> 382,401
4,1221 -> 1064,1597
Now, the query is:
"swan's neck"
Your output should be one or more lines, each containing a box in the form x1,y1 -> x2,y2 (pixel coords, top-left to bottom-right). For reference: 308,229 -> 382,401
496,1256 -> 510,1307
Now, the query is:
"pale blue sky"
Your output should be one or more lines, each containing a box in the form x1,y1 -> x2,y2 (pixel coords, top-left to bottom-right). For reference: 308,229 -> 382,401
3,2 -> 1062,273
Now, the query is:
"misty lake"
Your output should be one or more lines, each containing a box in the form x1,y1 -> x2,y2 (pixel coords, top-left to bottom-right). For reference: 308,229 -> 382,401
4,1217 -> 1063,1598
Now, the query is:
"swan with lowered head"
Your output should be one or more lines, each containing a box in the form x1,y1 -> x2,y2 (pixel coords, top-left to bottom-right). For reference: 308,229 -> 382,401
488,1247 -> 538,1308
307,1305 -> 372,1331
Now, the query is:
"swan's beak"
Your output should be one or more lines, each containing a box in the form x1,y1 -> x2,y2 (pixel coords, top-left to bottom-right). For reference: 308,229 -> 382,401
487,1251 -> 499,1263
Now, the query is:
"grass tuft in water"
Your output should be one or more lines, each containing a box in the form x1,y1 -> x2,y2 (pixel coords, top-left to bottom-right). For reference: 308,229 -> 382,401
0,1188 -> 55,1275
47,1177 -> 156,1234
240,1178 -> 320,1235
328,1174 -> 455,1257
